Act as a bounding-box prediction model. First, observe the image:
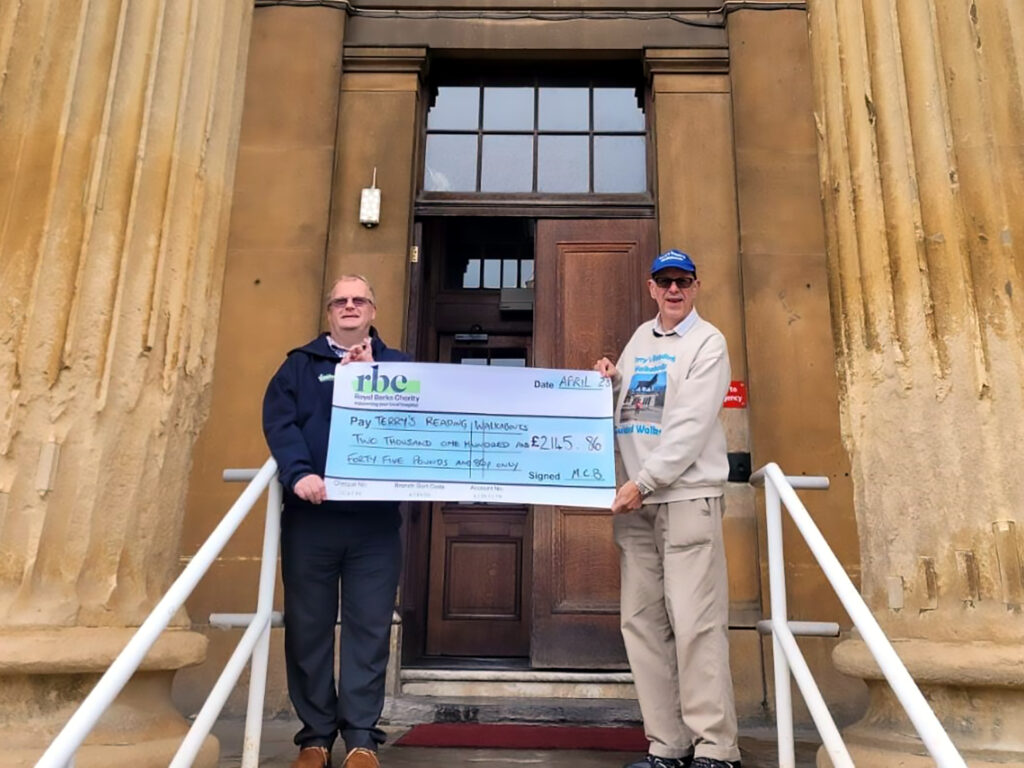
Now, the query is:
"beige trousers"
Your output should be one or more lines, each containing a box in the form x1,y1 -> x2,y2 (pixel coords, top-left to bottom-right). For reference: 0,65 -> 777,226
613,497 -> 741,763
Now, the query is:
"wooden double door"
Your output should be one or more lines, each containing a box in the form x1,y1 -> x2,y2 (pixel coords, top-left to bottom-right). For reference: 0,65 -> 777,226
421,218 -> 657,667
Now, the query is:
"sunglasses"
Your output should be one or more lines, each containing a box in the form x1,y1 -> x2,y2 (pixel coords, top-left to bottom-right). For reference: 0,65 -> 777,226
327,296 -> 374,310
652,275 -> 695,290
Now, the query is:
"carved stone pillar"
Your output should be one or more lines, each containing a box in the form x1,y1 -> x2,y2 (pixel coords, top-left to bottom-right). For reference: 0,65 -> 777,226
805,1 -> 1024,765
0,2 -> 252,766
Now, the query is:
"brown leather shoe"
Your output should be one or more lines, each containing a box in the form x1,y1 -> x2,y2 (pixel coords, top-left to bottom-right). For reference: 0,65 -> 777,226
291,745 -> 330,768
342,747 -> 379,768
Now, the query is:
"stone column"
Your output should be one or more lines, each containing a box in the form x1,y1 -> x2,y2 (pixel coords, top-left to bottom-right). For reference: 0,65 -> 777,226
0,2 -> 252,766
804,1 -> 1024,765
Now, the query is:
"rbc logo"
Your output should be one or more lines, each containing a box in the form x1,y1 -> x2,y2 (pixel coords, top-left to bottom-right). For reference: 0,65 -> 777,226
352,365 -> 420,394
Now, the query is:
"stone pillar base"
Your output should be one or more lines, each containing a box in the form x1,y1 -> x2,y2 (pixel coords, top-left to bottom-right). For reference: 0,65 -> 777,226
5,736 -> 219,768
822,637 -> 1024,767
818,742 -> 1020,768
0,628 -> 217,768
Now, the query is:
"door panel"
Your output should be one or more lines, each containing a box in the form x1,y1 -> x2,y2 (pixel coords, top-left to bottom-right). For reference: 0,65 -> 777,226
426,334 -> 533,657
427,505 -> 531,656
550,508 -> 623,610
531,218 -> 657,668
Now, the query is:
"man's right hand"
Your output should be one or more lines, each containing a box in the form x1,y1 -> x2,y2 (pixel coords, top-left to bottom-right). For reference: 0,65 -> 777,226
293,474 -> 327,504
594,357 -> 618,379
341,336 -> 374,365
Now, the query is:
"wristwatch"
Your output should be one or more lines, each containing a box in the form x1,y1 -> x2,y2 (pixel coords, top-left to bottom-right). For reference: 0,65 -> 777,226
635,480 -> 655,500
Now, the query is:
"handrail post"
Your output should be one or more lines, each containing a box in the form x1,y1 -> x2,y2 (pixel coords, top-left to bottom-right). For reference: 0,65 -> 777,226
242,478 -> 283,768
35,459 -> 279,768
764,464 -> 967,768
765,470 -> 795,768
771,623 -> 854,768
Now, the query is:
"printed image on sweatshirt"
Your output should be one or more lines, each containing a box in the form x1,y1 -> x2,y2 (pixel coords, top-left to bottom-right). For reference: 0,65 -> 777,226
620,370 -> 667,424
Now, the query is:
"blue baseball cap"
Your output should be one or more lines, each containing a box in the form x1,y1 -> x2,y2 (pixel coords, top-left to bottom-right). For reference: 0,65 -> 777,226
650,249 -> 697,275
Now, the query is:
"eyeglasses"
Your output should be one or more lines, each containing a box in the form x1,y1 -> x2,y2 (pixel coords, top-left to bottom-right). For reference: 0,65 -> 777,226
652,275 -> 695,290
327,296 -> 374,310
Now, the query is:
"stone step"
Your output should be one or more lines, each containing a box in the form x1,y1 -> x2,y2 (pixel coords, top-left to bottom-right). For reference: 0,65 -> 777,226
212,716 -> 822,768
384,693 -> 643,728
398,668 -> 636,700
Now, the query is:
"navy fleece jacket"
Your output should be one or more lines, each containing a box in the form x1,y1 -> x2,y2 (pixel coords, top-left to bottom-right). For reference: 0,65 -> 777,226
262,330 -> 409,511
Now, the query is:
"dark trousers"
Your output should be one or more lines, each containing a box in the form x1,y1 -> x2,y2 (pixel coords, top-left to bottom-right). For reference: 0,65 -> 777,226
280,503 -> 402,752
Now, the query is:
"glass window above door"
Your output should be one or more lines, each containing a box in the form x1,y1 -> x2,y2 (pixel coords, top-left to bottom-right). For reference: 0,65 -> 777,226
424,82 -> 647,195
440,218 -> 535,291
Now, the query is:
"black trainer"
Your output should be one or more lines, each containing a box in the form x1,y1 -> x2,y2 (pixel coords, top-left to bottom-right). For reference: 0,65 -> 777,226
622,755 -> 693,768
690,758 -> 741,768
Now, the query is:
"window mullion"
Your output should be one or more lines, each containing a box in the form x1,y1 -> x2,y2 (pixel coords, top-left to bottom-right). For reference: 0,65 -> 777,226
475,84 -> 484,192
532,83 -> 539,193
588,85 -> 595,194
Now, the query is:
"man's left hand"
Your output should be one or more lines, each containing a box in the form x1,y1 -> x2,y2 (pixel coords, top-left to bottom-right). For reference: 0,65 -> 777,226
611,481 -> 644,514
342,337 -> 374,364
593,357 -> 618,379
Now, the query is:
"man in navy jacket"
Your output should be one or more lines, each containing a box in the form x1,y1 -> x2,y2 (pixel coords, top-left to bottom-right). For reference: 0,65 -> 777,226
263,275 -> 409,768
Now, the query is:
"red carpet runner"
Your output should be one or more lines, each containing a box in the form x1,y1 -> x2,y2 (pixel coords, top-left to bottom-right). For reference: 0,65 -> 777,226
394,723 -> 648,750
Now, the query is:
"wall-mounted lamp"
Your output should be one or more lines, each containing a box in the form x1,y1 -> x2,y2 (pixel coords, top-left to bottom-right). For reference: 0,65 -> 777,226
359,167 -> 381,228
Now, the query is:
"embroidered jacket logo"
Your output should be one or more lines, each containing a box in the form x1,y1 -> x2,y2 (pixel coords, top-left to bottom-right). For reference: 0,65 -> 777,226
351,364 -> 421,394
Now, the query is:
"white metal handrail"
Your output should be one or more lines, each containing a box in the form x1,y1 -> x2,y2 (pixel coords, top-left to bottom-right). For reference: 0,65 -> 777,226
36,457 -> 281,768
750,462 -> 967,768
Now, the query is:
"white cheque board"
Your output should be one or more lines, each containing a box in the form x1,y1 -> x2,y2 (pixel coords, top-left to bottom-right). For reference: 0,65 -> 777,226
324,362 -> 615,507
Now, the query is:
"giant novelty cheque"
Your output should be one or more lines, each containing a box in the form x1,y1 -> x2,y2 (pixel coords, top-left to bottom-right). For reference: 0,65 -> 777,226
324,362 -> 615,508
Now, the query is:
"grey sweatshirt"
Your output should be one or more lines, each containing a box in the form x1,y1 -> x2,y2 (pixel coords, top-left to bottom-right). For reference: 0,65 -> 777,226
611,311 -> 730,503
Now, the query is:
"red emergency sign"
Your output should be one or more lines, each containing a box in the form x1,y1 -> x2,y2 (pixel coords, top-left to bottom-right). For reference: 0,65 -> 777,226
724,381 -> 747,408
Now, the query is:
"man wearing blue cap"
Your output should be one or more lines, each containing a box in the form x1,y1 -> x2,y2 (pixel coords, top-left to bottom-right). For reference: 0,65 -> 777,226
595,250 -> 740,768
